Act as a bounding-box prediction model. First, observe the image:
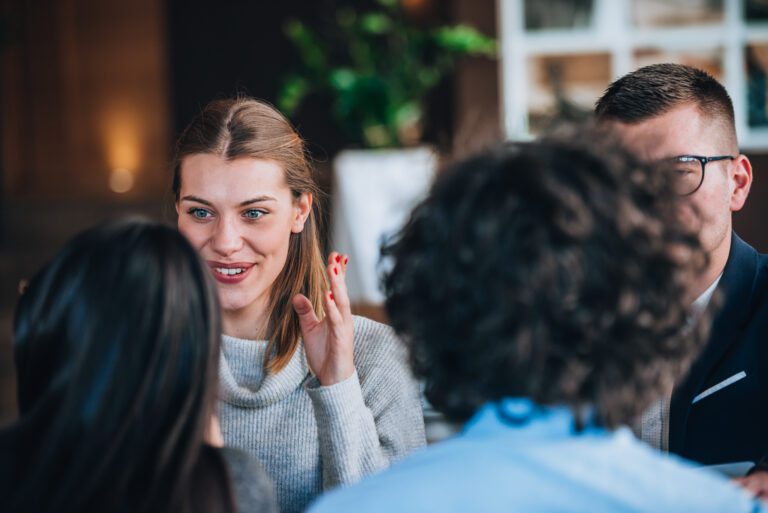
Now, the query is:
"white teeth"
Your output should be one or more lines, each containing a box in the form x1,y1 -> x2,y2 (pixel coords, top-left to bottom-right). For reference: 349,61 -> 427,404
214,267 -> 245,276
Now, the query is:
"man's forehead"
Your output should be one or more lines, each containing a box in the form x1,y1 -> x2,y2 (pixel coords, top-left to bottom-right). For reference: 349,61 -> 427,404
612,122 -> 679,160
608,105 -> 720,161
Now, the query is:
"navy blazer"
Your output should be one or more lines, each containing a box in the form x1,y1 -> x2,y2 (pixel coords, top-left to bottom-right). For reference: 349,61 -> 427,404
670,232 -> 768,466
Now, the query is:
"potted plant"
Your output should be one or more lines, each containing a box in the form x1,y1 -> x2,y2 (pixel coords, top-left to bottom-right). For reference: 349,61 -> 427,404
279,0 -> 495,303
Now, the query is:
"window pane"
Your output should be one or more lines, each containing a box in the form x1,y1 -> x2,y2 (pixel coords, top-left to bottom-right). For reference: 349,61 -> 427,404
633,47 -> 724,81
745,0 -> 768,22
527,53 -> 611,134
632,0 -> 724,27
747,44 -> 768,127
524,0 -> 594,30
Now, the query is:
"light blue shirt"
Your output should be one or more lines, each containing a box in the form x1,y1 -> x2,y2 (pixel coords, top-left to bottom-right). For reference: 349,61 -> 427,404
309,399 -> 765,513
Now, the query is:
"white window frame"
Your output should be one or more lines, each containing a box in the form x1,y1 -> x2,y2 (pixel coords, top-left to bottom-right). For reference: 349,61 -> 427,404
497,0 -> 768,150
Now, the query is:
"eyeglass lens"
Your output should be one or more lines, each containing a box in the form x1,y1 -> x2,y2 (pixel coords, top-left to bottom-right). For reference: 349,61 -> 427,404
666,157 -> 703,195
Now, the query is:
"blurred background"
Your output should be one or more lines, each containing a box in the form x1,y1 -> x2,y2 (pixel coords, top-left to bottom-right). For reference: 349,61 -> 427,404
0,0 -> 767,427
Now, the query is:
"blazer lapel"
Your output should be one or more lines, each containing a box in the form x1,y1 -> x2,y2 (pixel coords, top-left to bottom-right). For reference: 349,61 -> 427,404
669,233 -> 758,454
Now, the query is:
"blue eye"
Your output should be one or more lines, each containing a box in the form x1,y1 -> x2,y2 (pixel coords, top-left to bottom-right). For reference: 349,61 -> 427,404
188,207 -> 211,220
243,209 -> 265,220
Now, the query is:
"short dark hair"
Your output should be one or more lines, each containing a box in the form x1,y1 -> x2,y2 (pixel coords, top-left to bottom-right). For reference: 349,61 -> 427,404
595,63 -> 735,133
382,131 -> 709,427
6,220 -> 233,513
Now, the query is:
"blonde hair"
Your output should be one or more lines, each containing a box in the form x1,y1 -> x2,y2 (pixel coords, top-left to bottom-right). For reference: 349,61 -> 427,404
173,97 -> 327,373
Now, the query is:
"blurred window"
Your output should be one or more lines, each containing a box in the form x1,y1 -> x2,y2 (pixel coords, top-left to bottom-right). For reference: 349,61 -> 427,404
499,0 -> 768,149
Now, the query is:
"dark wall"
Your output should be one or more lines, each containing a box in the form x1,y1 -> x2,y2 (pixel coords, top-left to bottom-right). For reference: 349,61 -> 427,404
167,1 -> 313,134
735,152 -> 768,253
166,0 -> 454,158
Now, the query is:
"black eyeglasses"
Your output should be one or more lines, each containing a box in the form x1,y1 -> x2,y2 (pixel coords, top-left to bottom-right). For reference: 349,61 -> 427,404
662,155 -> 735,196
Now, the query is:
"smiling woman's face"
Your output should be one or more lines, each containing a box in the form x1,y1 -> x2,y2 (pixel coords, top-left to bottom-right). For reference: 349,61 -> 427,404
177,154 -> 310,322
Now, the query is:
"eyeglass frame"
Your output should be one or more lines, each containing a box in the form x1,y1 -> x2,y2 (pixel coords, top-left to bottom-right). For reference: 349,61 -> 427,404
666,155 -> 736,196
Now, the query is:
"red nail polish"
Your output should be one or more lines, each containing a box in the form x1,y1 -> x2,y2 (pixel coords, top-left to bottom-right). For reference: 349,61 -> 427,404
329,292 -> 334,301
335,255 -> 341,263
344,257 -> 348,265
333,267 -> 338,275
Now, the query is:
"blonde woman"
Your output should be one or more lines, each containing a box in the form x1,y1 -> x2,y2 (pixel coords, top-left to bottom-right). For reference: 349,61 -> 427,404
172,97 -> 425,513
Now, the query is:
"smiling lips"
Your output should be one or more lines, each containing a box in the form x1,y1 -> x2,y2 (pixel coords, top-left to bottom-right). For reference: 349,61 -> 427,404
207,261 -> 254,284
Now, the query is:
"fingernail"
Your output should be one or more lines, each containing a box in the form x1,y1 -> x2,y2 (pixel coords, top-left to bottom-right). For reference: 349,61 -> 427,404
344,257 -> 348,265
335,255 -> 341,263
329,292 -> 334,301
333,266 -> 338,275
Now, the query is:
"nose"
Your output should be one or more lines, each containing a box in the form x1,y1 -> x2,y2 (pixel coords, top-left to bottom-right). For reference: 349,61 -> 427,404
210,216 -> 244,257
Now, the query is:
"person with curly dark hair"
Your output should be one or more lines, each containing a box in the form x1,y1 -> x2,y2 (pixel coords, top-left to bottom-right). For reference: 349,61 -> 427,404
307,134 -> 767,513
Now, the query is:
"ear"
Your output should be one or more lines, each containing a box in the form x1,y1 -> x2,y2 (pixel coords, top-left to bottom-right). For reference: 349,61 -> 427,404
291,192 -> 313,234
730,154 -> 753,212
175,201 -> 180,216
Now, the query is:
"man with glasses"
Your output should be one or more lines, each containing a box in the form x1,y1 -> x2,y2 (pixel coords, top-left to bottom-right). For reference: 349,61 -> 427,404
596,63 -> 768,497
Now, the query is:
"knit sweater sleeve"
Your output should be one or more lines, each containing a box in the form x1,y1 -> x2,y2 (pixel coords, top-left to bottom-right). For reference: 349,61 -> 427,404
304,316 -> 426,490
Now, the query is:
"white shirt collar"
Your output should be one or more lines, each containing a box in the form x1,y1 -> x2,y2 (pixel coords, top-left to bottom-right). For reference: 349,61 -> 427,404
691,273 -> 723,317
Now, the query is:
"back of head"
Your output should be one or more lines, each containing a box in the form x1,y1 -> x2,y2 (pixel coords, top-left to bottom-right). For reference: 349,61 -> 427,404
595,63 -> 736,146
8,219 -> 225,513
383,130 -> 708,427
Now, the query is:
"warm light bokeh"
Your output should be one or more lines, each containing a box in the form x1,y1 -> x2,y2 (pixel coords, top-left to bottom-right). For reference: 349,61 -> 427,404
102,106 -> 141,174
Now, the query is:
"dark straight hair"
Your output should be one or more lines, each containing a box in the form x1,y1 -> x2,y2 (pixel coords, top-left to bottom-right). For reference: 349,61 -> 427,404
2,219 -> 234,513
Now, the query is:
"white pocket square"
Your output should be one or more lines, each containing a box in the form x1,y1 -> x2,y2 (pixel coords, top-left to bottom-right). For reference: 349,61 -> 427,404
692,371 -> 747,404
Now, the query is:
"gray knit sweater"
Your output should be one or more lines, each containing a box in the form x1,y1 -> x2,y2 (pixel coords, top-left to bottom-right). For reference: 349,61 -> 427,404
218,316 -> 426,513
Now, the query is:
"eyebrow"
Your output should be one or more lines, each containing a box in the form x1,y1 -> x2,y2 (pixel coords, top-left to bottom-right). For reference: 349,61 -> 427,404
180,195 -> 277,207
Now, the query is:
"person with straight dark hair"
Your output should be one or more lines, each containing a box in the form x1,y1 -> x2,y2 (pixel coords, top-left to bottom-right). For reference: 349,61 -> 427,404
596,63 -> 768,496
308,133 -> 766,512
0,219 -> 277,513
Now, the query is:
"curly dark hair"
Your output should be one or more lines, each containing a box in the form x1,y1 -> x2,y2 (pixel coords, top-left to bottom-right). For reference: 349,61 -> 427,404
382,131 -> 709,428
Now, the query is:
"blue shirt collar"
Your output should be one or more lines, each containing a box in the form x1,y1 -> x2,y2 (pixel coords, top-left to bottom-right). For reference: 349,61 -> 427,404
463,398 -> 605,443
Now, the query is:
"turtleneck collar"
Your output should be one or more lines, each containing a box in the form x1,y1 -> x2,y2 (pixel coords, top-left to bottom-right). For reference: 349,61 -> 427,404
219,334 -> 311,408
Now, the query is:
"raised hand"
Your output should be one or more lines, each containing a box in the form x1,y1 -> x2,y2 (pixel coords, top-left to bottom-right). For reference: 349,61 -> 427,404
733,470 -> 768,499
292,252 -> 355,386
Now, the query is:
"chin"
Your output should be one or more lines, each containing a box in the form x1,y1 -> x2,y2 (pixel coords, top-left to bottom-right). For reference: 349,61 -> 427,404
220,299 -> 256,314
217,286 -> 265,314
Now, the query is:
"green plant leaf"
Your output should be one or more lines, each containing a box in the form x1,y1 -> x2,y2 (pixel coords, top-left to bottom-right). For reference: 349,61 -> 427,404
278,74 -> 310,115
283,19 -> 328,73
360,13 -> 392,34
363,124 -> 393,148
330,68 -> 357,91
278,6 -> 497,148
375,0 -> 398,9
432,25 -> 496,56
394,101 -> 423,146
417,67 -> 441,90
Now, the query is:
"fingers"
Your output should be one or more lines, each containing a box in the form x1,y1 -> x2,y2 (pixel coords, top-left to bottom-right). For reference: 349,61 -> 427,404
326,252 -> 351,319
292,293 -> 320,332
327,251 -> 349,274
323,289 -> 344,326
733,474 -> 768,498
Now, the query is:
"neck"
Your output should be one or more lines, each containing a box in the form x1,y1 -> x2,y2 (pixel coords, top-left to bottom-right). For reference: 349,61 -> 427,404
693,231 -> 731,301
222,299 -> 269,341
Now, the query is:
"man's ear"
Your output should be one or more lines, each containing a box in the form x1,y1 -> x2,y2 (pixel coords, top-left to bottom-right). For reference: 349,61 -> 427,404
291,192 -> 313,233
730,154 -> 753,212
